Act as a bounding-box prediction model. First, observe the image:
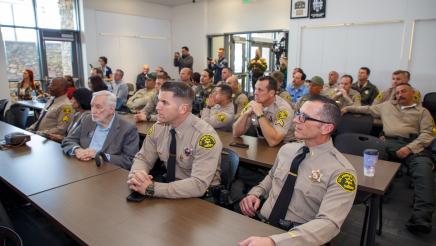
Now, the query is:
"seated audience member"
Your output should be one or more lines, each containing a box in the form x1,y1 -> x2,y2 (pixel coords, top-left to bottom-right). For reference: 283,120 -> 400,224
98,56 -> 113,82
208,47 -> 228,83
233,76 -> 295,147
201,84 -> 235,131
180,67 -> 193,87
343,83 -> 435,233
155,66 -> 164,74
226,76 -> 249,119
192,72 -> 201,88
324,70 -> 339,91
373,70 -> 422,105
62,90 -> 139,170
239,96 -> 356,246
89,75 -> 108,92
126,72 -> 156,113
279,57 -> 288,89
112,69 -> 129,110
64,75 -> 76,100
294,76 -> 324,110
90,67 -> 103,78
134,71 -> 168,122
286,71 -> 308,105
174,46 -> 194,72
17,69 -> 43,100
127,82 -> 222,198
219,67 -> 233,85
46,88 -> 92,142
329,74 -> 361,109
271,71 -> 292,105
136,64 -> 150,90
351,67 -> 379,105
27,77 -> 74,136
193,69 -> 215,115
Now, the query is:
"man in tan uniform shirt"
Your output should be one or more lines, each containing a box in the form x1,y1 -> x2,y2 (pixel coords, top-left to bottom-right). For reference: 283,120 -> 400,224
127,82 -> 222,199
239,96 -> 357,246
201,84 -> 235,132
328,74 -> 361,109
126,72 -> 156,113
27,77 -> 74,136
271,71 -> 292,105
343,83 -> 435,233
233,76 -> 294,147
372,70 -> 422,105
226,76 -> 248,119
134,72 -> 168,122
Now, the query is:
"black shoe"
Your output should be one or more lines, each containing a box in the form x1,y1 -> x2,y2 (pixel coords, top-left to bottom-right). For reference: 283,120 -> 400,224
406,219 -> 432,234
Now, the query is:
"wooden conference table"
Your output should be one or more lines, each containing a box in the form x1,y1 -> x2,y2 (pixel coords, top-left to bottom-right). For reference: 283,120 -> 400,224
0,121 -> 119,196
0,121 -> 282,245
124,114 -> 401,246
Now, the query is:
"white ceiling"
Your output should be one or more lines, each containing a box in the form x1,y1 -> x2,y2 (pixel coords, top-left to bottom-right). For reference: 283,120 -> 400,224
142,0 -> 204,6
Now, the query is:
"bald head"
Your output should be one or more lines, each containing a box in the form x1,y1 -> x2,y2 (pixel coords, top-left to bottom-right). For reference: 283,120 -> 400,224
226,76 -> 239,92
328,71 -> 339,86
180,68 -> 192,82
143,64 -> 150,74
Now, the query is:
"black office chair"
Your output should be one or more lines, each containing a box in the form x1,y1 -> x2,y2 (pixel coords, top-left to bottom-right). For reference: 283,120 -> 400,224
5,105 -> 29,129
213,148 -> 242,209
336,113 -> 374,135
423,92 -> 436,121
0,226 -> 23,246
334,133 -> 387,246
0,99 -> 8,122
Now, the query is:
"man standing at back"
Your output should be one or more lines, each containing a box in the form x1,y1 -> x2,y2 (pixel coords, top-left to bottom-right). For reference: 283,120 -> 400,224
127,82 -> 222,198
174,46 -> 194,72
208,48 -> 228,84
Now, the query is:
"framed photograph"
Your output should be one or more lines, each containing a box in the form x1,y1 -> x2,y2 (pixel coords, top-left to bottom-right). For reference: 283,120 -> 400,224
309,0 -> 326,19
290,0 -> 309,19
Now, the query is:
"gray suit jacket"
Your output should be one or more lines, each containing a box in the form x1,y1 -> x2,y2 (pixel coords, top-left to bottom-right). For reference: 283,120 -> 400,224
61,113 -> 139,170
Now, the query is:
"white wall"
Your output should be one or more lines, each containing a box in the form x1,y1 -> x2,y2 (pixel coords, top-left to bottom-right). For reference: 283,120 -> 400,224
81,0 -> 173,85
0,32 -> 10,100
288,0 -> 436,95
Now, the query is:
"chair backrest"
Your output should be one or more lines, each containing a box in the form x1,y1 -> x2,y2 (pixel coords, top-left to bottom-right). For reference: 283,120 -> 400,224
336,113 -> 374,135
0,99 -> 8,121
5,105 -> 29,129
334,133 -> 388,160
423,92 -> 436,119
221,148 -> 240,190
0,226 -> 23,246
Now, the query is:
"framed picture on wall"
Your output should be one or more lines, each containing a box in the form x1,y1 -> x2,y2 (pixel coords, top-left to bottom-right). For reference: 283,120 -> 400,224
309,0 -> 326,19
290,0 -> 309,19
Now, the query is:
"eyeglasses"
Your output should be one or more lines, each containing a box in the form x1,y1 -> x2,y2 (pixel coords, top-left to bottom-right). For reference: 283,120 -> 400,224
294,110 -> 332,124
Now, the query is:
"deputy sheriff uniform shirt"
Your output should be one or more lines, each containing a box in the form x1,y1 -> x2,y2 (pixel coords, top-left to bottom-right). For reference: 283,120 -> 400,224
126,88 -> 155,113
140,89 -> 158,122
278,88 -> 293,106
200,102 -> 235,132
130,114 -> 222,198
242,95 -> 295,142
372,87 -> 422,105
248,140 -> 357,246
27,94 -> 74,135
330,88 -> 361,109
233,91 -> 249,120
345,100 -> 434,154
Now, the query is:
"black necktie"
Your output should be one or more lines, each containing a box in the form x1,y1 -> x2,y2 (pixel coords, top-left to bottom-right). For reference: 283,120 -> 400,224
166,128 -> 177,182
34,98 -> 55,131
268,146 -> 310,227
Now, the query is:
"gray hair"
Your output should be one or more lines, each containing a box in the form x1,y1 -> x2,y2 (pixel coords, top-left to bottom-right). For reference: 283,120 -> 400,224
92,90 -> 116,108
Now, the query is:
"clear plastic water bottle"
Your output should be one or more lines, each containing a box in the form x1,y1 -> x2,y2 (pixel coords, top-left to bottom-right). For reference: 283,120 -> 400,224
363,149 -> 378,177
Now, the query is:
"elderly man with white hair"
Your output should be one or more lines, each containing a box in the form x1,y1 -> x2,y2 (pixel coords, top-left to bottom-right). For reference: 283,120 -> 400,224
61,90 -> 139,170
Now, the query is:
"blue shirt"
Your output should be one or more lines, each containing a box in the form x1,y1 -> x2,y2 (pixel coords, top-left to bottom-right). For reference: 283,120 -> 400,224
287,84 -> 309,103
89,114 -> 115,159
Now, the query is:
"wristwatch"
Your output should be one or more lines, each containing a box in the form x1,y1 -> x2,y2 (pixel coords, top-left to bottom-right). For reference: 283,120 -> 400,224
145,182 -> 155,197
256,114 -> 265,120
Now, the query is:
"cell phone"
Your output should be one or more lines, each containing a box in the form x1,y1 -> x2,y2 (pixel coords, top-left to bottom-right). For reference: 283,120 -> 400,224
229,142 -> 249,148
89,64 -> 93,69
126,192 -> 147,202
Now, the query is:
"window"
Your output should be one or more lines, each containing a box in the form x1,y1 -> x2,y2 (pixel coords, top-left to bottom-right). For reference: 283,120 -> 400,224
1,27 -> 41,81
1,0 -> 81,83
35,0 -> 78,30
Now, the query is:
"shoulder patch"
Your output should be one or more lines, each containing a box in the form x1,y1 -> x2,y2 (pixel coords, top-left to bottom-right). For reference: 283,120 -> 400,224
336,172 -> 357,192
275,110 -> 289,127
216,113 -> 226,122
198,134 -> 216,149
147,123 -> 157,136
241,102 -> 251,114
375,93 -> 382,101
63,106 -> 72,114
62,115 -> 70,122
